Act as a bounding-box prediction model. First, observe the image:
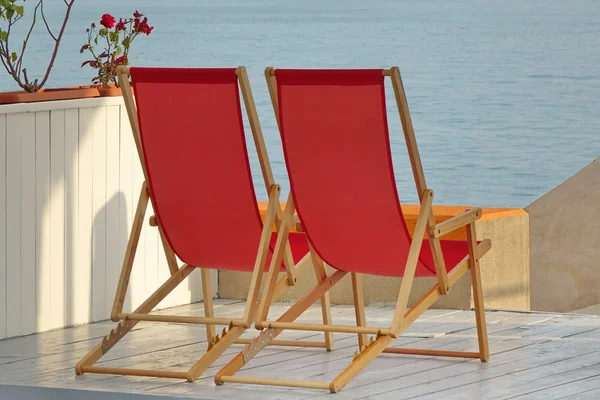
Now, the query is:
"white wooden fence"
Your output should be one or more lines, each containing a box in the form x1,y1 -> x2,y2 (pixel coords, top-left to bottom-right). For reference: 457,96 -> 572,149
0,97 -> 215,340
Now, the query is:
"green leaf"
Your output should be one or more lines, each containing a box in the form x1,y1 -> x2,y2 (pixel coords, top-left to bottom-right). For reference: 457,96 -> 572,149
99,28 -> 106,37
0,31 -> 8,41
94,36 -> 98,45
5,8 -> 14,19
14,5 -> 23,15
109,31 -> 119,42
122,37 -> 130,50
114,45 -> 121,56
0,0 -> 10,8
10,51 -> 17,62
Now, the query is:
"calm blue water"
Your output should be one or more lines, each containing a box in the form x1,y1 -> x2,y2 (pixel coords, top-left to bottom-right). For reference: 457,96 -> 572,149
3,0 -> 599,207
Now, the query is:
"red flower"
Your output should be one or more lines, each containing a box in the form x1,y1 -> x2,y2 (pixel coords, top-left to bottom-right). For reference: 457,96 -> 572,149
133,10 -> 142,18
134,17 -> 154,35
115,18 -> 127,31
100,14 -> 115,29
114,55 -> 128,64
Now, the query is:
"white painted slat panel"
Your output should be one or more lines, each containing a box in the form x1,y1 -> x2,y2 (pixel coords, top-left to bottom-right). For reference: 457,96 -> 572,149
20,113 -> 36,336
2,99 -> 218,336
63,109 -> 78,327
0,114 -> 6,340
49,110 -> 66,330
105,106 -> 121,315
34,111 -> 51,332
118,106 -> 134,313
75,108 -> 94,324
91,107 -> 107,322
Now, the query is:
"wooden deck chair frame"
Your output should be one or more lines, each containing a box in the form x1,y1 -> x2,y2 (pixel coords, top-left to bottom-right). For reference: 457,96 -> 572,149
75,66 -> 335,382
214,67 -> 492,392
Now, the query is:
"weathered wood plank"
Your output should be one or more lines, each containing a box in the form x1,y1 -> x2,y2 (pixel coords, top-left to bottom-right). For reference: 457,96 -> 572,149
366,338 -> 600,400
554,385 -> 600,400
0,299 -> 241,357
1,304 -> 600,400
434,350 -> 600,400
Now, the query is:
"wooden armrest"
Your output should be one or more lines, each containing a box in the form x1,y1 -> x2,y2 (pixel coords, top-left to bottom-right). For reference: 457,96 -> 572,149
149,215 -> 157,227
430,208 -> 482,238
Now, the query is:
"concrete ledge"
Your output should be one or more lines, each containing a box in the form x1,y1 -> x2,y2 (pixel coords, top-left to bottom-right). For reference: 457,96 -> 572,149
218,204 -> 530,310
526,157 -> 600,312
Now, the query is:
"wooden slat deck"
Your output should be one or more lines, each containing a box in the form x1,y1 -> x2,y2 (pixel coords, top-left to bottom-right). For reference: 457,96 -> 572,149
1,299 -> 600,399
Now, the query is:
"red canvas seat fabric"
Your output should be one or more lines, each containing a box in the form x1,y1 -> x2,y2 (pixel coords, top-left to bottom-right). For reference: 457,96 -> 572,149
275,69 -> 469,278
130,67 -> 307,272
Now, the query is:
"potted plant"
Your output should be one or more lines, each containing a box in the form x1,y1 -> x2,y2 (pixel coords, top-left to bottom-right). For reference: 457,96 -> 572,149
81,11 -> 154,96
0,0 -> 99,104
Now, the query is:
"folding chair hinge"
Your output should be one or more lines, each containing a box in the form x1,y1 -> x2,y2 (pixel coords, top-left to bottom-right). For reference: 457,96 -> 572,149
242,328 -> 275,364
208,322 -> 235,350
102,320 -> 134,354
269,184 -> 281,195
352,336 -> 378,361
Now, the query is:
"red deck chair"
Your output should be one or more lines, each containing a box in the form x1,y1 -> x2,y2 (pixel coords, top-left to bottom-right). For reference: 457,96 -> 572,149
216,67 -> 492,392
75,66 -> 335,382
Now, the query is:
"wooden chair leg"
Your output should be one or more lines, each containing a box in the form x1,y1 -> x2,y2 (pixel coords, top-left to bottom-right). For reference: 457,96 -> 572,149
215,270 -> 347,384
351,272 -> 368,349
310,243 -> 334,351
110,182 -> 149,321
243,185 -> 281,325
201,268 -> 217,344
186,326 -> 246,382
76,264 -> 196,374
330,335 -> 393,392
217,333 -> 394,393
467,222 -> 489,361
158,227 -> 179,275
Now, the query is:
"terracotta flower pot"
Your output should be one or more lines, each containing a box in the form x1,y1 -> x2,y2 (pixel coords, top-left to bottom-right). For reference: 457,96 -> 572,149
0,86 -> 100,104
96,83 -> 133,97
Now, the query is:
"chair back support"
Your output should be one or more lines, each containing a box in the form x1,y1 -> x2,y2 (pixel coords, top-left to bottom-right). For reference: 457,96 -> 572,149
130,67 -> 264,271
275,69 -> 437,277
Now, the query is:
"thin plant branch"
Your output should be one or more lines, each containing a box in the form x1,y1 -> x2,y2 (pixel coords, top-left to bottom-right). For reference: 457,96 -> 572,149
37,0 -> 74,89
16,1 -> 42,80
0,0 -> 75,92
40,1 -> 56,41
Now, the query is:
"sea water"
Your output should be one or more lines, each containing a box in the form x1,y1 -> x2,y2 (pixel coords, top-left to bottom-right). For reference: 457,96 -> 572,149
2,0 -> 598,207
